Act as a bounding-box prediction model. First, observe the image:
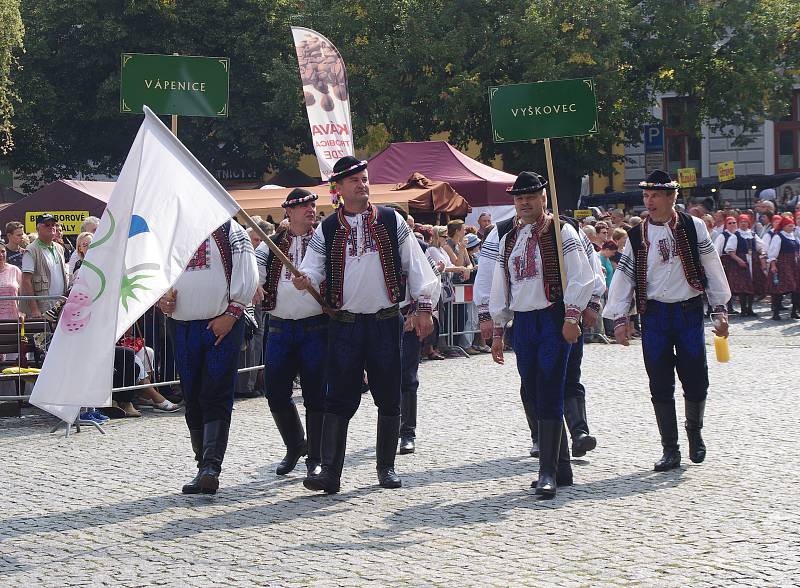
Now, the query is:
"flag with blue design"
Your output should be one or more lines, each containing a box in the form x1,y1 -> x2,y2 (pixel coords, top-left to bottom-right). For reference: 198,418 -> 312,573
30,106 -> 242,424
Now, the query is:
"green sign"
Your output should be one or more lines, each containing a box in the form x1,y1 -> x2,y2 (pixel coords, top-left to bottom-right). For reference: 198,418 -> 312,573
120,53 -> 229,117
488,79 -> 598,143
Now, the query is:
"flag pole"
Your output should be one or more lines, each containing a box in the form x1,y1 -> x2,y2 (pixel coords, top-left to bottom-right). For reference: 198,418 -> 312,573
236,207 -> 331,313
543,138 -> 568,291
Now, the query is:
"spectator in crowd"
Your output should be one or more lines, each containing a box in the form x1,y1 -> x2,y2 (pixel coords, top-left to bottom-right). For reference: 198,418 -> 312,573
0,243 -> 23,321
247,227 -> 262,250
477,212 -> 494,242
117,329 -> 182,412
69,231 -> 93,287
611,227 -> 628,251
68,216 -> 100,274
582,224 -> 602,252
4,221 -> 25,269
20,214 -> 68,317
628,215 -> 642,227
767,215 -> 800,320
442,220 -> 473,277
609,208 -> 625,228
54,222 -> 74,261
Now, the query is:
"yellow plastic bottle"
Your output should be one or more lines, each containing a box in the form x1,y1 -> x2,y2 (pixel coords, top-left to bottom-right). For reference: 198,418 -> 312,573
714,335 -> 730,363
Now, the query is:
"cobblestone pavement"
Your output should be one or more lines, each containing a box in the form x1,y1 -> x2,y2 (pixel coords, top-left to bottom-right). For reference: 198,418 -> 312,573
1,314 -> 798,587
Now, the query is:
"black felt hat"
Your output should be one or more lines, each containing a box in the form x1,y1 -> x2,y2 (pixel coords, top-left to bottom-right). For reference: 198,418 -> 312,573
639,169 -> 680,190
329,156 -> 368,183
506,171 -> 549,196
281,188 -> 319,208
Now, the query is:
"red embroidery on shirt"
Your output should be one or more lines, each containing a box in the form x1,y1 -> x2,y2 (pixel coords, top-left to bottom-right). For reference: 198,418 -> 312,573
512,236 -> 539,281
187,239 -> 211,271
657,237 -> 677,263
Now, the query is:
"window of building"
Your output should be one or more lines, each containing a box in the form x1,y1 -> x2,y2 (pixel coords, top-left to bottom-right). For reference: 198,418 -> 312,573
775,90 -> 800,172
663,98 -> 702,176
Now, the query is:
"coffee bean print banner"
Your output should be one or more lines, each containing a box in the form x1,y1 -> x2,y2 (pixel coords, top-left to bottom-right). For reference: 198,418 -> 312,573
291,27 -> 355,180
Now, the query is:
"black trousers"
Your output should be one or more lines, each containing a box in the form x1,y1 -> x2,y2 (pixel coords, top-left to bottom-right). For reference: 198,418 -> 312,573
325,311 -> 402,419
641,298 -> 708,403
564,334 -> 585,401
400,319 -> 421,437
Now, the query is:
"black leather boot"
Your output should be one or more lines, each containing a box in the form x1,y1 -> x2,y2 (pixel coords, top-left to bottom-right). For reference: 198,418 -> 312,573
398,389 -> 417,455
272,405 -> 308,475
305,410 -> 323,476
376,415 -> 402,488
198,419 -> 231,494
652,401 -> 681,471
182,428 -> 204,494
304,413 -> 348,494
772,295 -> 783,321
684,399 -> 707,464
530,422 -> 573,488
792,294 -> 800,319
563,396 -> 597,458
534,419 -> 562,498
726,300 -> 739,315
522,401 -> 539,457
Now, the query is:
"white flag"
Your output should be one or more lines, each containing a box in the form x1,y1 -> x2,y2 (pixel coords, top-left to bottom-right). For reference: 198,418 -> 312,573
291,27 -> 355,180
30,106 -> 242,424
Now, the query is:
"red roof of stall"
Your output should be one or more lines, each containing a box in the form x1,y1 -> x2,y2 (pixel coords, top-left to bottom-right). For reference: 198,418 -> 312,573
367,141 -> 516,207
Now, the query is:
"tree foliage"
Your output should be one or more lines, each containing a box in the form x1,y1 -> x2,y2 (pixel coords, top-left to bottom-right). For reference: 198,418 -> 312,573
4,0 -> 799,200
0,0 -> 24,154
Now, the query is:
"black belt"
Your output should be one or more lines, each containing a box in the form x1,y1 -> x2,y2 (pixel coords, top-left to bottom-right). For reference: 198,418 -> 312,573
332,305 -> 399,323
646,296 -> 703,311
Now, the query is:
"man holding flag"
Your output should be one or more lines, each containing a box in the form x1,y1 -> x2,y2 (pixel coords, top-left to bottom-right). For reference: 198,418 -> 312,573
29,107 -> 258,496
160,219 -> 258,495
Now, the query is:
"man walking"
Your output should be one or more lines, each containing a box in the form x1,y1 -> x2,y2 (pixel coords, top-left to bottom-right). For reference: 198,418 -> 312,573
160,218 -> 258,494
489,172 -> 594,498
604,170 -> 730,471
256,188 -> 327,477
294,155 -> 439,493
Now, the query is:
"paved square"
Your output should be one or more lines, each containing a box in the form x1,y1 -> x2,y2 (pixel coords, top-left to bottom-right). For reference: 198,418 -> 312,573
1,316 -> 798,586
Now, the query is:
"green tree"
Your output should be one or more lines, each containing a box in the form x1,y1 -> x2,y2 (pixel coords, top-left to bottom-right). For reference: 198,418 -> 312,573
0,0 -> 24,154
6,0 -> 307,190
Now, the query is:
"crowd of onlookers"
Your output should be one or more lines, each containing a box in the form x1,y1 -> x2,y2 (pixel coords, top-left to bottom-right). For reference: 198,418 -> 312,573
5,191 -> 799,419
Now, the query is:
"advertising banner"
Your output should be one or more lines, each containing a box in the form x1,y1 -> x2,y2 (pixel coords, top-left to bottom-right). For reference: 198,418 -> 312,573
291,27 -> 354,180
25,211 -> 89,234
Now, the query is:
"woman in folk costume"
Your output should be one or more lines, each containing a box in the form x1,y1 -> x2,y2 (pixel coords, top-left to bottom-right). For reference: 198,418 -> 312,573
722,214 -> 766,316
767,215 -> 800,320
713,217 -> 739,314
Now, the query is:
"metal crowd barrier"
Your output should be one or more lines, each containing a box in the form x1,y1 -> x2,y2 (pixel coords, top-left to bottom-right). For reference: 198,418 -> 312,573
441,283 -> 482,356
0,297 -> 266,410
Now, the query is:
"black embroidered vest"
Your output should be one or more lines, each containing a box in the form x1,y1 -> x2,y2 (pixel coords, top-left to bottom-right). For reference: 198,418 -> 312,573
262,231 -> 291,312
626,210 -> 707,314
501,215 -> 565,304
320,205 -> 404,309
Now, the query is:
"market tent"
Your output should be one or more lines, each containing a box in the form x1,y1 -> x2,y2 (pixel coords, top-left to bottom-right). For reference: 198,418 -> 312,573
368,141 -> 516,208
0,180 -> 114,234
230,179 -> 471,221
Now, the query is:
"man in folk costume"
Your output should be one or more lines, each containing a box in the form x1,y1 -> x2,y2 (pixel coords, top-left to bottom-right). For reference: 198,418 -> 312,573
294,156 -> 440,493
604,170 -> 730,472
723,214 -> 766,317
255,188 -> 327,477
766,215 -> 800,320
489,172 -> 594,498
159,219 -> 259,494
475,205 -> 604,463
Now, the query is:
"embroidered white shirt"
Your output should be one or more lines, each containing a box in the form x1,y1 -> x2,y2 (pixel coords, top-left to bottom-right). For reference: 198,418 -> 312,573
256,231 -> 322,321
171,220 -> 259,321
489,219 -> 594,326
603,216 -> 731,320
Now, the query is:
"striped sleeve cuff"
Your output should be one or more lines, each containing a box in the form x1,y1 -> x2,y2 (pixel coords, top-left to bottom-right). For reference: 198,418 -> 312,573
565,305 -> 582,321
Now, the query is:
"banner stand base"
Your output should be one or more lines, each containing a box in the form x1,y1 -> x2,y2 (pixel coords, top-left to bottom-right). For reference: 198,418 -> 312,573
49,416 -> 107,438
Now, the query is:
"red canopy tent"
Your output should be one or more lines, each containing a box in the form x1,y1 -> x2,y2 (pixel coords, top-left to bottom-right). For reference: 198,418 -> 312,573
367,141 -> 517,208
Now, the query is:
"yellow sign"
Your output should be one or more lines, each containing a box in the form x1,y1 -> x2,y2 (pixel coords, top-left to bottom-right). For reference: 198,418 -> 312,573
677,167 -> 697,188
717,160 -> 735,182
574,209 -> 593,219
24,211 -> 90,235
